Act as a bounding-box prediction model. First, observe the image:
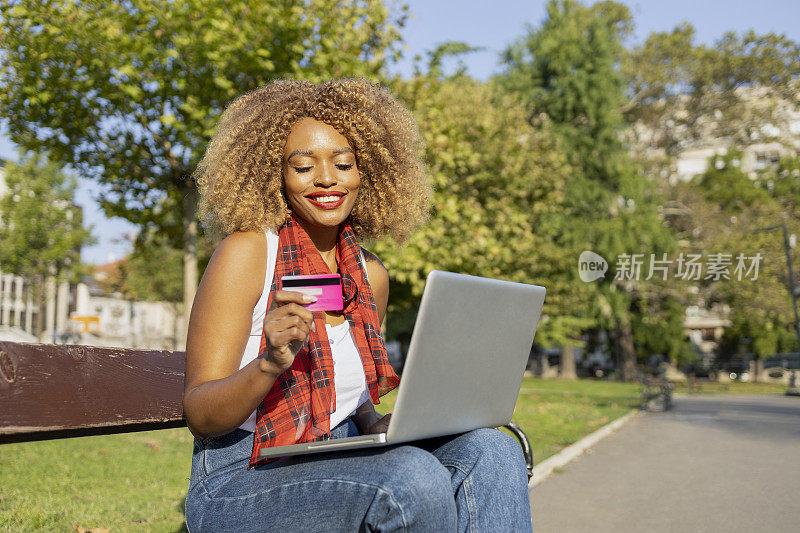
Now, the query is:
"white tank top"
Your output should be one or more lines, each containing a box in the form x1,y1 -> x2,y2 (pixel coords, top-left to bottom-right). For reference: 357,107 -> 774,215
237,230 -> 371,432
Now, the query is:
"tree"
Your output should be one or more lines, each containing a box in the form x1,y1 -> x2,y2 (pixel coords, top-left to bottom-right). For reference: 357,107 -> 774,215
762,156 -> 800,218
107,225 -> 217,304
120,233 -> 184,303
0,152 -> 95,333
499,0 -> 678,380
666,151 -> 799,380
623,23 -> 800,156
632,294 -> 696,367
373,46 -> 590,355
623,25 -> 800,379
0,0 -> 408,334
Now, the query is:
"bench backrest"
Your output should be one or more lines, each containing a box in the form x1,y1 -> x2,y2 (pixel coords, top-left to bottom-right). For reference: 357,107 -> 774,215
0,341 -> 186,444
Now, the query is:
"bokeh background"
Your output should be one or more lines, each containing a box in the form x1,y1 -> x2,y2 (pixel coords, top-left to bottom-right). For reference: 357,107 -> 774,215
1,0 -> 799,381
2,2 -> 800,530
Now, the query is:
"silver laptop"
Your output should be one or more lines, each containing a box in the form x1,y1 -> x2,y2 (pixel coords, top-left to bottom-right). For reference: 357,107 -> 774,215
259,270 -> 546,459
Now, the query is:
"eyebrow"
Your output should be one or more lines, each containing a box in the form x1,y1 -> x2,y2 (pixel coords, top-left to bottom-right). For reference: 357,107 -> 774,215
287,147 -> 354,160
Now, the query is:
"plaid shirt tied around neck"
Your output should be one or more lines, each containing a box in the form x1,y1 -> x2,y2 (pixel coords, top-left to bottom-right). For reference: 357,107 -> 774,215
249,217 -> 400,467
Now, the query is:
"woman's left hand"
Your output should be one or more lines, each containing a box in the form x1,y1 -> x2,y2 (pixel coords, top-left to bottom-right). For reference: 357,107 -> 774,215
367,413 -> 391,434
353,403 -> 391,434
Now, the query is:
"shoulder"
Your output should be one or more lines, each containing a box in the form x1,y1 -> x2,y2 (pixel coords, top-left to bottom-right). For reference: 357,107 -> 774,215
360,247 -> 388,289
212,230 -> 267,267
201,230 -> 268,305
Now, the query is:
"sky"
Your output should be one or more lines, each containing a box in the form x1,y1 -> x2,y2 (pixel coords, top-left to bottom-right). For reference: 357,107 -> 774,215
1,0 -> 799,265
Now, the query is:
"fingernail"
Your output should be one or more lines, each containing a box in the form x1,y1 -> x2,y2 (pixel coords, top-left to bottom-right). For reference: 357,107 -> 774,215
302,295 -> 317,303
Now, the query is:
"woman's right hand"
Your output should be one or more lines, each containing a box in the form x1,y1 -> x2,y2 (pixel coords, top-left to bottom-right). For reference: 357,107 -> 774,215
260,290 -> 317,374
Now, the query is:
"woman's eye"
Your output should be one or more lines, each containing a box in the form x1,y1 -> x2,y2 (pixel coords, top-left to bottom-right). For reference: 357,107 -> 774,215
293,166 -> 313,173
335,164 -> 354,170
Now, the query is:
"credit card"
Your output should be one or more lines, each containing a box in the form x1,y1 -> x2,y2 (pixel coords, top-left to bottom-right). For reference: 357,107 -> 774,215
281,274 -> 344,312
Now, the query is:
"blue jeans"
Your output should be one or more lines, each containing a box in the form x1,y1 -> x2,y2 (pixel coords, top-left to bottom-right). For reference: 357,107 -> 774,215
185,418 -> 532,532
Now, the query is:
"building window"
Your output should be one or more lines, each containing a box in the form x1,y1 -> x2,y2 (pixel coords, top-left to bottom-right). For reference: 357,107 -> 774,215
755,151 -> 781,170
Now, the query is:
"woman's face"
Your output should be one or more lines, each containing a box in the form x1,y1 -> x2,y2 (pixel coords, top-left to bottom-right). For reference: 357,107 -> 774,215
282,117 -> 360,230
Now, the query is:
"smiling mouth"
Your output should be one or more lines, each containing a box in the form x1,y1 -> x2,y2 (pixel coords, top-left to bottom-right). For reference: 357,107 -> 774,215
305,192 -> 346,209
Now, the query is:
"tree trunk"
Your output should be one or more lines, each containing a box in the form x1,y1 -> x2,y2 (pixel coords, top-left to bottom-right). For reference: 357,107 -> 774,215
541,353 -> 552,378
182,189 -> 198,349
615,319 -> 638,381
560,345 -> 578,379
754,358 -> 764,383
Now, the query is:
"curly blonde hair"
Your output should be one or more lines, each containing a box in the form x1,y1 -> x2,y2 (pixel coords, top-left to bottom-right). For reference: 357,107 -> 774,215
195,78 -> 430,243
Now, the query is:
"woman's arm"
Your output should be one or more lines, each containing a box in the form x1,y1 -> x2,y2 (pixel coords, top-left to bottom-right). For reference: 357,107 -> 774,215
353,249 -> 392,434
362,248 -> 389,324
182,231 -> 313,439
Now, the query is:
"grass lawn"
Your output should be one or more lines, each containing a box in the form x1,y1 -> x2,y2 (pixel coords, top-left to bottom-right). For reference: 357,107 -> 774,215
373,376 -> 641,464
6,376 -> 777,531
0,429 -> 193,532
670,380 -> 789,395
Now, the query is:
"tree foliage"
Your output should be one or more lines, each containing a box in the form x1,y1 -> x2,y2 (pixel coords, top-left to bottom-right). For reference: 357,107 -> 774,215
375,51 -> 585,347
501,0 -> 633,190
763,156 -> 800,216
696,152 -> 774,210
666,152 -> 800,362
0,0 -> 406,231
622,24 -> 800,372
120,234 -> 184,303
623,23 -> 800,155
0,153 -> 95,292
0,0 -> 408,324
631,293 -> 696,365
498,0 -> 680,379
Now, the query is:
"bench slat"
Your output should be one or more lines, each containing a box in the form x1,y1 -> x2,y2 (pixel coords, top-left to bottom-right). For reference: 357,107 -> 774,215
0,342 -> 186,443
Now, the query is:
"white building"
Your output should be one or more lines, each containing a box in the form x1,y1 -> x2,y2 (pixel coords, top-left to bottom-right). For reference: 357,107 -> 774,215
72,280 -> 185,350
0,267 -> 185,350
674,140 -> 795,183
672,86 -> 800,182
0,160 -> 185,350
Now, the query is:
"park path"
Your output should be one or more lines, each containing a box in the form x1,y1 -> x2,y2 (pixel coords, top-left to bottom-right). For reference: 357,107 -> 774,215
530,394 -> 800,532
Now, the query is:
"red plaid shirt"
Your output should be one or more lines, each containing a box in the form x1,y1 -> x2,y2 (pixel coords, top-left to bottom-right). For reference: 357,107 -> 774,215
249,217 -> 399,467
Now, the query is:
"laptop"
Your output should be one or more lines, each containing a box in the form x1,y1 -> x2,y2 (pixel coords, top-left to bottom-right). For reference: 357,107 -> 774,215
259,270 -> 546,459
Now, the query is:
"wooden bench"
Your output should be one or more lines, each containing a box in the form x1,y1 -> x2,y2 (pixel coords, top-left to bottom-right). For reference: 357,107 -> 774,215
638,373 -> 673,411
0,341 -> 534,479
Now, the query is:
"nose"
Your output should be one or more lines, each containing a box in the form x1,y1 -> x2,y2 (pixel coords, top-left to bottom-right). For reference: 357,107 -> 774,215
314,160 -> 337,187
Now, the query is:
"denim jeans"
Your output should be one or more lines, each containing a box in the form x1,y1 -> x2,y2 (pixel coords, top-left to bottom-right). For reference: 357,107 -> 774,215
185,418 -> 532,532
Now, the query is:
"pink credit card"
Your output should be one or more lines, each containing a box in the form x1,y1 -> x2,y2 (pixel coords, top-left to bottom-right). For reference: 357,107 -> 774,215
281,274 -> 343,312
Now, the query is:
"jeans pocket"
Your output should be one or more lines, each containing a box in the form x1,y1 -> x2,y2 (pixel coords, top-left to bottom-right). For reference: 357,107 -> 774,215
201,430 -> 253,494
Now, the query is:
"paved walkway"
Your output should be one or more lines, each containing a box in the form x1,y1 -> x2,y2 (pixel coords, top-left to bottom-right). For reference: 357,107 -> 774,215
530,394 -> 800,532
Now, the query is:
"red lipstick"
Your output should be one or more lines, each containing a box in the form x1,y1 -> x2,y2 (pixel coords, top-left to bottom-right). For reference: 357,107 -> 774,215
305,191 -> 346,209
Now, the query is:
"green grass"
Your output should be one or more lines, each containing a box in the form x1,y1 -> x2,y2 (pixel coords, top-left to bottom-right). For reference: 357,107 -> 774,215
504,377 -> 639,461
375,377 -> 641,470
12,375 -> 775,531
670,380 -> 789,395
0,429 -> 192,532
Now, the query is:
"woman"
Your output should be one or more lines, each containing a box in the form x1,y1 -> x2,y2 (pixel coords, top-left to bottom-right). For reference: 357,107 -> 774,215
183,78 -> 532,532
